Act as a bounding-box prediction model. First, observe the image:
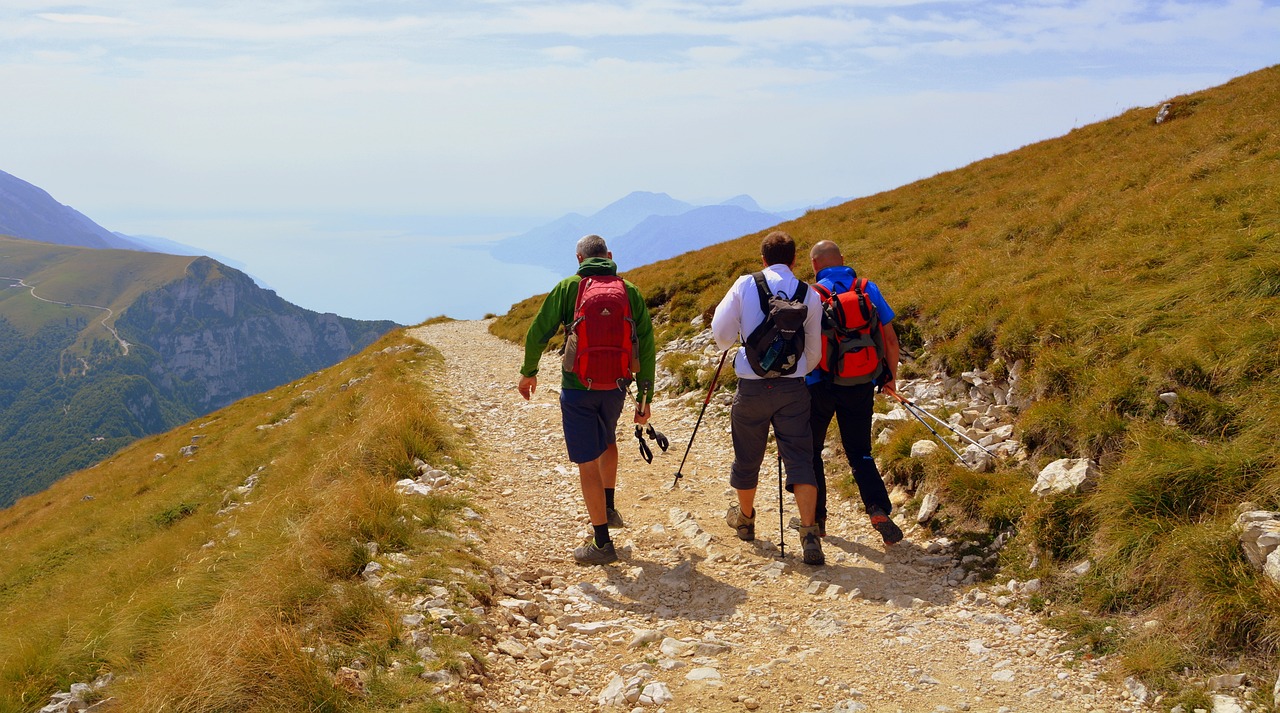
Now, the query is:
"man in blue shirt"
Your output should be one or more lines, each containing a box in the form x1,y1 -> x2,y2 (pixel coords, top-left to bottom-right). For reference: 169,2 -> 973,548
806,240 -> 903,545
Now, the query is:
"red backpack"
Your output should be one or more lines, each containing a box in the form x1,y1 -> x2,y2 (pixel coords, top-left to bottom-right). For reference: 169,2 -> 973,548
814,278 -> 888,386
561,275 -> 639,390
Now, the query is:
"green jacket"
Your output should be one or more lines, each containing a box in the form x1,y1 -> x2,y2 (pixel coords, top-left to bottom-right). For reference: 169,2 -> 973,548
521,257 -> 656,402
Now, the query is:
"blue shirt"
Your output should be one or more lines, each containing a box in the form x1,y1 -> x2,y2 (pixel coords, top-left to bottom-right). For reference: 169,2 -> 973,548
805,265 -> 894,384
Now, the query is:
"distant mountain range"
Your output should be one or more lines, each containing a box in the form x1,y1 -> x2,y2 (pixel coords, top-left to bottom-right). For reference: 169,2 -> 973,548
0,170 -> 400,508
492,191 -> 846,274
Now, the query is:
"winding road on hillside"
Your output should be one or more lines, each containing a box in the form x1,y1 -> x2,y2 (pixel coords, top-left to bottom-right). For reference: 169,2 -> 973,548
0,275 -> 131,355
410,320 -> 1138,713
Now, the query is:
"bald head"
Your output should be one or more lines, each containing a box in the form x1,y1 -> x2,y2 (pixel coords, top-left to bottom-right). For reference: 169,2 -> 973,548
810,240 -> 844,272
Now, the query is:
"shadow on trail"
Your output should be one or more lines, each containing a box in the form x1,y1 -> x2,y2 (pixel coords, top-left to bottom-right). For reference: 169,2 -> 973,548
576,553 -> 748,622
727,532 -> 962,608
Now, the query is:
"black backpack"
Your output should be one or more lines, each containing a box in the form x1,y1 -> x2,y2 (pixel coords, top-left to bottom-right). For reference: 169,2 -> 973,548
743,272 -> 809,378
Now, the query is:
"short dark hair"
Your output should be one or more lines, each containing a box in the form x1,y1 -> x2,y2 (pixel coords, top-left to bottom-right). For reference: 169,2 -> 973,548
761,230 -> 795,266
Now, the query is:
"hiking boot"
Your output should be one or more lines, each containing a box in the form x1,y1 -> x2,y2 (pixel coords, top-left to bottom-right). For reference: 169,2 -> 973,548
799,524 -> 825,566
725,504 -> 755,541
572,538 -> 618,566
606,507 -> 626,528
869,508 -> 904,545
789,515 -> 827,538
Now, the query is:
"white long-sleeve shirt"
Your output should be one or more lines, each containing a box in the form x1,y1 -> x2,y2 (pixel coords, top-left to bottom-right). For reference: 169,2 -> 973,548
711,263 -> 823,380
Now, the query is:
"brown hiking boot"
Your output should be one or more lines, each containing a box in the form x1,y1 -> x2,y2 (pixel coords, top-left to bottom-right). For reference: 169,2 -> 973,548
799,524 -> 824,566
725,504 -> 755,541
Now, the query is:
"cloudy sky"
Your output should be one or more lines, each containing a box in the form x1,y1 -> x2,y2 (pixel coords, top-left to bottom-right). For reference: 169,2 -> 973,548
2,1 -> 1277,321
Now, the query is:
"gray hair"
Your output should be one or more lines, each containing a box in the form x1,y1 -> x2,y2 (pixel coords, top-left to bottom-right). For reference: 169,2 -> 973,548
575,234 -> 609,258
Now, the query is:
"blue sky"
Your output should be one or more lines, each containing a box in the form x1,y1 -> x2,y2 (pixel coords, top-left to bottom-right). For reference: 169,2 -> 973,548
1,1 -> 1277,322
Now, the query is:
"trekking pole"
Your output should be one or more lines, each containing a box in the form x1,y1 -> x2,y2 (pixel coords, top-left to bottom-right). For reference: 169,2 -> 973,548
777,450 -> 786,559
671,348 -> 731,488
886,390 -> 968,463
889,391 -> 997,458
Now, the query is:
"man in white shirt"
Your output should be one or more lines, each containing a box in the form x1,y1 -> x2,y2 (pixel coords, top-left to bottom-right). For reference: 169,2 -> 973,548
710,231 -> 826,565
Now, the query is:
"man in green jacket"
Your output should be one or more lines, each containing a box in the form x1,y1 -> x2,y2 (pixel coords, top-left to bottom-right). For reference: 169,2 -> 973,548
518,235 -> 656,565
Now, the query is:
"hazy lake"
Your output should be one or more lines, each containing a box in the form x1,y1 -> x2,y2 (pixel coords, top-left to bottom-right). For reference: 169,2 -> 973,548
114,215 -> 564,325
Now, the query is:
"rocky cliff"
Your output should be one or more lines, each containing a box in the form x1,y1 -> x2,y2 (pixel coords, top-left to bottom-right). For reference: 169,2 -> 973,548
117,257 -> 397,411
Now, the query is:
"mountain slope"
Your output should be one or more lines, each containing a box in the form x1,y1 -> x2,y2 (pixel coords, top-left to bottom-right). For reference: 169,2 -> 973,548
493,190 -> 848,275
610,204 -> 787,271
494,191 -> 693,273
493,64 -> 1280,684
0,237 -> 397,507
0,170 -> 142,250
0,330 -> 483,712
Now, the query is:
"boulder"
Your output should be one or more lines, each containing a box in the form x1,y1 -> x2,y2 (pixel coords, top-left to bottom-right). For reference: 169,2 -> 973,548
960,444 -> 993,473
1031,458 -> 1097,496
1233,510 -> 1280,570
917,492 -> 940,523
910,440 -> 939,458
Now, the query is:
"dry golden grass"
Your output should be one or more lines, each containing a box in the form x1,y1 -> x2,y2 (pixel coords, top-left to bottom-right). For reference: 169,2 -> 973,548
0,331 -> 477,712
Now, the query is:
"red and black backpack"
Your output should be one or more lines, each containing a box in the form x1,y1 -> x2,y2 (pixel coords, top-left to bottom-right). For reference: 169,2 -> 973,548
561,275 -> 639,390
814,278 -> 889,386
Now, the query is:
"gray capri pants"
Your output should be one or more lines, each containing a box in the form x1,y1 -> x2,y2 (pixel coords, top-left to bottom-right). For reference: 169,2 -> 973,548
729,377 -> 818,492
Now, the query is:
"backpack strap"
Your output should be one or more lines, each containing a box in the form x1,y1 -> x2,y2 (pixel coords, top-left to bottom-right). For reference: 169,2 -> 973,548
751,272 -> 771,314
792,280 -> 808,303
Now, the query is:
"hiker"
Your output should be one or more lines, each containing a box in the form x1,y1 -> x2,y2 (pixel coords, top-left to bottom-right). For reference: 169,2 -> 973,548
806,239 -> 903,545
517,234 -> 656,566
710,230 -> 827,565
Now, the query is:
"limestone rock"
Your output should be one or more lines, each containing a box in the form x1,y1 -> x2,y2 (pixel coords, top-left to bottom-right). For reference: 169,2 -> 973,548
1233,510 -> 1280,570
1031,458 -> 1097,496
1212,694 -> 1246,713
911,440 -> 939,458
917,491 -> 940,523
1207,673 -> 1246,691
1123,676 -> 1148,703
960,444 -> 993,473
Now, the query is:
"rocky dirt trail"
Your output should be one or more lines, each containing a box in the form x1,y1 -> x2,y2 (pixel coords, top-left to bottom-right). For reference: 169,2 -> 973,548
408,320 -> 1138,713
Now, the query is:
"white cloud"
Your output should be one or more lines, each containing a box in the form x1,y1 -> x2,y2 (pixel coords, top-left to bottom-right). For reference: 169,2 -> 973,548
35,13 -> 136,26
541,45 -> 589,61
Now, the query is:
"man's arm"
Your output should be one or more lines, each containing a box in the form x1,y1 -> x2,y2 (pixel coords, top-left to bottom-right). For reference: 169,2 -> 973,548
801,285 -> 823,374
711,276 -> 745,351
628,284 -> 657,412
520,280 -> 571,378
881,322 -> 900,395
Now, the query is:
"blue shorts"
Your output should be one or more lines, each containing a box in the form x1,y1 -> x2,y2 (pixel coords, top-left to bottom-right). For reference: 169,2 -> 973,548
560,388 -> 627,464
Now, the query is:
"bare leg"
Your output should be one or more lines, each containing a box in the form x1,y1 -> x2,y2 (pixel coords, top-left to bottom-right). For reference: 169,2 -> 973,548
579,457 -> 608,527
793,483 -> 817,526
736,487 -> 757,518
599,442 -> 618,490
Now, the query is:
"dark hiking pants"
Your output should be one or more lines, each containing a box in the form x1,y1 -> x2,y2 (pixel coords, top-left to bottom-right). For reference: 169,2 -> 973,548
808,379 -> 892,521
729,378 -> 817,492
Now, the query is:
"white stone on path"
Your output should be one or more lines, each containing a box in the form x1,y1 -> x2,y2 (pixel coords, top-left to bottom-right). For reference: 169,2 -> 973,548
1212,694 -> 1246,713
992,670 -> 1015,683
639,682 -> 673,705
685,667 -> 722,682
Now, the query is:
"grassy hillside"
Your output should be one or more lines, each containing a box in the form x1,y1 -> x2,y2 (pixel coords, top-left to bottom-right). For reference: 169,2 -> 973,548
0,330 -> 484,712
493,65 -> 1280,694
0,236 -> 194,339
0,239 -> 399,509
